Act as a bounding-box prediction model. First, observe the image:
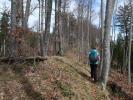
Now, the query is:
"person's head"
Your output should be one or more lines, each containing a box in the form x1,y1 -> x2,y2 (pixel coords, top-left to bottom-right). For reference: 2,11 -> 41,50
91,45 -> 96,50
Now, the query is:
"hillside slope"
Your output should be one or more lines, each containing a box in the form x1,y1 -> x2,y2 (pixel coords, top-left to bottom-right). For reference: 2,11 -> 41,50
0,56 -> 109,100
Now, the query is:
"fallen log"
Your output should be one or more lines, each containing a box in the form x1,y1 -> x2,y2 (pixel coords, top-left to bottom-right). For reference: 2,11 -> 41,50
0,56 -> 48,63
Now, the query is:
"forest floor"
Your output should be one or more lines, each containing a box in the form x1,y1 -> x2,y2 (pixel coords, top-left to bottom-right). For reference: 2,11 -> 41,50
0,51 -> 109,100
0,50 -> 132,100
108,69 -> 133,100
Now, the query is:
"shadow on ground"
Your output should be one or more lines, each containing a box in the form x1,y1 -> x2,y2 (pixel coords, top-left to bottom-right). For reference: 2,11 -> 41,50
9,64 -> 45,100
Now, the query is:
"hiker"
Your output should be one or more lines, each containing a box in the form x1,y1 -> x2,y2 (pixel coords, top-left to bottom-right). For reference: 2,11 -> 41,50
88,47 -> 100,82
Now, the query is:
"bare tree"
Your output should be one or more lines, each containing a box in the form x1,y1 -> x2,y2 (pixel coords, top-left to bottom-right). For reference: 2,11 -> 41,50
40,0 -> 44,56
10,0 -> 17,57
43,0 -> 52,56
99,0 -> 104,77
86,0 -> 92,50
88,0 -> 93,47
128,0 -> 133,84
62,0 -> 68,51
54,0 -> 58,55
54,0 -> 64,56
23,0 -> 31,30
80,0 -> 84,59
16,0 -> 23,27
101,0 -> 116,90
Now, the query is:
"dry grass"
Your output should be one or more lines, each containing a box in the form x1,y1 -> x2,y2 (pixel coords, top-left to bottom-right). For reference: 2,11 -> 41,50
0,55 -> 109,100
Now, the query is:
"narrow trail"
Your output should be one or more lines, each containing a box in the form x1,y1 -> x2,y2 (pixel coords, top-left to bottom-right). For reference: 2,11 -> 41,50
51,56 -> 110,100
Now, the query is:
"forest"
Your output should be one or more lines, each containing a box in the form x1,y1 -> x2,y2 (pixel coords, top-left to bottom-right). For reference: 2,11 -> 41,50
0,0 -> 133,100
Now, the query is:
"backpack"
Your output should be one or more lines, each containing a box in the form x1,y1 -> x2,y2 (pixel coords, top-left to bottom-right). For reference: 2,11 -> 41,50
89,50 -> 98,63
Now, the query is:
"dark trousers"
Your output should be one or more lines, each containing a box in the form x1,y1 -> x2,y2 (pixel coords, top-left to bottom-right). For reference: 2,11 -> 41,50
90,64 -> 98,81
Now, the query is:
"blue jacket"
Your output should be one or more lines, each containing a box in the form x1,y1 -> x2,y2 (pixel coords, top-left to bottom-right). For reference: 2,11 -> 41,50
88,49 -> 100,64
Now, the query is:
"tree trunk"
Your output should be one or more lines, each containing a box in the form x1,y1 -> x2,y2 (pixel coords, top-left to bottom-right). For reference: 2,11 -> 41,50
58,0 -> 63,56
3,39 -> 5,56
89,0 -> 92,47
78,0 -> 84,60
86,0 -> 91,50
54,0 -> 58,55
123,35 -> 128,73
43,0 -> 52,56
122,1 -> 129,74
80,1 -> 84,59
40,0 -> 44,56
38,0 -> 41,33
16,0 -> 23,27
10,0 -> 17,57
99,0 -> 104,77
23,0 -> 31,30
38,0 -> 42,56
101,0 -> 116,91
11,0 -> 17,35
62,0 -> 67,52
128,0 -> 132,84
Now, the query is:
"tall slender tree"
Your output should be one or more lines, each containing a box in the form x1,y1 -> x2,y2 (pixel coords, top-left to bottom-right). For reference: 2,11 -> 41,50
128,0 -> 133,84
57,0 -> 63,56
40,0 -> 44,56
101,0 -> 116,90
43,0 -> 52,56
23,0 -> 31,30
10,0 -> 17,57
54,0 -> 58,55
86,0 -> 92,50
99,0 -> 104,77
16,0 -> 23,27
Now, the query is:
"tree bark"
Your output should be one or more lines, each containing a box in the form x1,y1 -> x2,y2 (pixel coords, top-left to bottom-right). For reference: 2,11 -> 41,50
99,0 -> 104,77
101,0 -> 116,91
10,0 -> 17,57
128,0 -> 132,84
54,0 -> 58,55
43,0 -> 52,56
86,0 -> 91,50
23,0 -> 31,30
16,0 -> 23,27
40,0 -> 44,56
58,0 -> 64,56
89,0 -> 92,47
